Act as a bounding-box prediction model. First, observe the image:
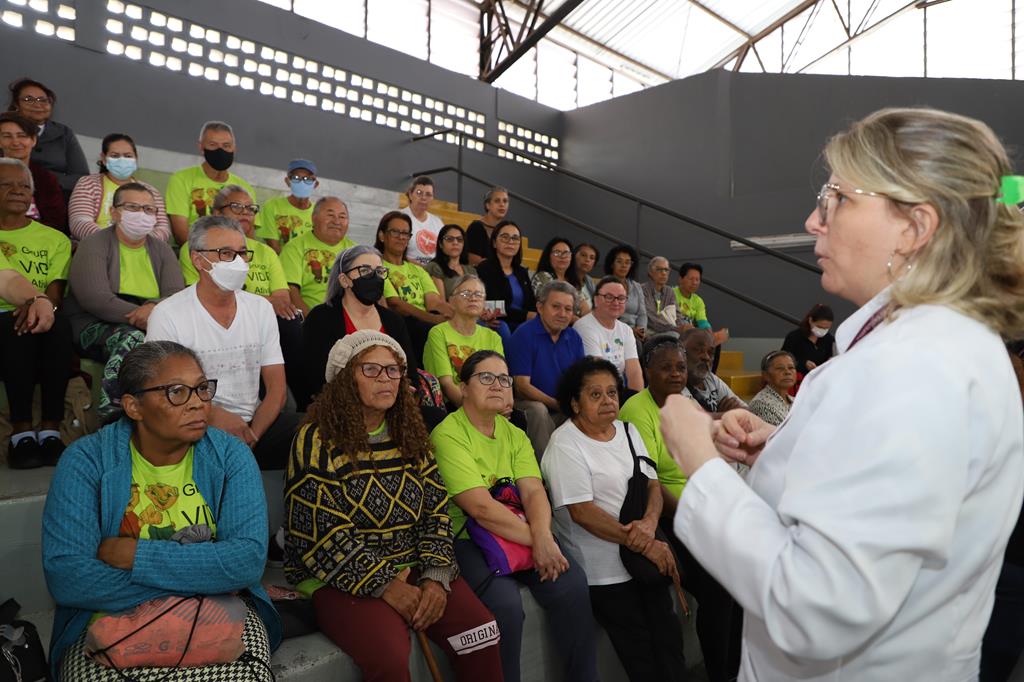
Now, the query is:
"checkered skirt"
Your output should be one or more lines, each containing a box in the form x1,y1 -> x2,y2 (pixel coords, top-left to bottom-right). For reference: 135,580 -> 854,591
59,601 -> 272,682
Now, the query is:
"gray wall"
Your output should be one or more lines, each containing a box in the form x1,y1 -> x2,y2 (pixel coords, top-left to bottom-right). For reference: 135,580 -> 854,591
558,69 -> 1024,335
0,0 -> 562,234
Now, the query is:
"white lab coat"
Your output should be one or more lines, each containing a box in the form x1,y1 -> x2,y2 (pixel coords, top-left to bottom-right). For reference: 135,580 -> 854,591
675,288 -> 1024,681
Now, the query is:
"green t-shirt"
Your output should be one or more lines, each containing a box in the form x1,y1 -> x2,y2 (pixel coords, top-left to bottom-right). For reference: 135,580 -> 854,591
430,408 -> 541,537
619,388 -> 688,500
97,174 -> 119,229
279,231 -> 356,309
0,221 -> 71,311
382,260 -> 438,311
120,441 -> 217,541
673,288 -> 710,328
118,241 -> 159,300
164,165 -> 256,225
179,237 -> 287,297
254,195 -> 313,246
423,322 -> 504,383
0,249 -> 12,271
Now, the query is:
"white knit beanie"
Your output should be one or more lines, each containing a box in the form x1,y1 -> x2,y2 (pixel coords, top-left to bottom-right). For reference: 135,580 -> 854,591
324,330 -> 407,382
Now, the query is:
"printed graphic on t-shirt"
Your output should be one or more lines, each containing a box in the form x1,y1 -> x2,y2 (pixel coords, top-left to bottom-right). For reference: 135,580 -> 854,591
191,187 -> 218,218
120,480 -> 216,541
447,344 -> 475,375
276,215 -> 304,244
0,240 -> 51,289
389,268 -> 423,303
304,248 -> 334,284
416,229 -> 437,260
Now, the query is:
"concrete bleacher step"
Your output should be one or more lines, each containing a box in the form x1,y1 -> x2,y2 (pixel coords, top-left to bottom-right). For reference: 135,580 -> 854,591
714,349 -> 763,402
0,466 -> 707,682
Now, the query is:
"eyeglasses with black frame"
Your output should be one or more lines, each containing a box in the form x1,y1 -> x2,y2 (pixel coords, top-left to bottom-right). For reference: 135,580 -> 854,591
222,202 -> 260,215
597,293 -> 628,304
469,371 -> 513,388
134,380 -> 218,406
346,265 -> 390,280
358,362 -> 404,380
442,234 -> 465,244
196,247 -> 254,263
114,202 -> 159,216
386,228 -> 413,239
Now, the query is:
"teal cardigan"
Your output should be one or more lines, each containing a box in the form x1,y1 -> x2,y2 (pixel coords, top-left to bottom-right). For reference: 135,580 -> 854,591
41,419 -> 282,677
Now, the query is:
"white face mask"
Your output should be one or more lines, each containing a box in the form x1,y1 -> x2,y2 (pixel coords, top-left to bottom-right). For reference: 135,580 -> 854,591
202,254 -> 249,292
117,210 -> 156,241
810,325 -> 829,338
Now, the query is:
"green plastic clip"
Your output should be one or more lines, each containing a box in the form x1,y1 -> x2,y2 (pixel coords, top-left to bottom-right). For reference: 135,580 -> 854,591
997,175 -> 1024,205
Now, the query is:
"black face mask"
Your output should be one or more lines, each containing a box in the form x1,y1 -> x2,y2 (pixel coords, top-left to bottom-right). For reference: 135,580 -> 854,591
350,274 -> 385,305
203,148 -> 234,171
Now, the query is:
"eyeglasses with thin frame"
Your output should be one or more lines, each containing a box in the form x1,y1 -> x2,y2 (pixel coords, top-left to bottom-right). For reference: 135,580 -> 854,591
412,189 -> 434,198
386,228 -> 413,239
115,202 -> 158,216
652,267 -> 671,274
497,233 -> 521,244
598,293 -> 628,304
453,290 -> 485,301
550,248 -> 571,258
816,182 -> 888,227
346,265 -> 389,280
289,175 -> 316,184
19,95 -> 51,105
470,371 -> 513,388
134,380 -> 218,406
358,362 -> 404,380
222,202 -> 260,215
196,247 -> 254,263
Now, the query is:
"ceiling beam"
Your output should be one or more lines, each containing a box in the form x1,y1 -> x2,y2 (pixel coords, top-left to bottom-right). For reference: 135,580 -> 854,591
795,1 -> 917,73
501,0 -> 674,82
481,0 -> 587,82
689,0 -> 752,39
711,0 -> 821,70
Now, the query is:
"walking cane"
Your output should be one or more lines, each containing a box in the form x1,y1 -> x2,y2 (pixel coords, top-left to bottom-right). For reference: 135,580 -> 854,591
416,630 -> 445,682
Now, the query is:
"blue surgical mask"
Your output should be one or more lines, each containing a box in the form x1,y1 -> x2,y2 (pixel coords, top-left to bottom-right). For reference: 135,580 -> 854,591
106,157 -> 137,180
290,178 -> 315,199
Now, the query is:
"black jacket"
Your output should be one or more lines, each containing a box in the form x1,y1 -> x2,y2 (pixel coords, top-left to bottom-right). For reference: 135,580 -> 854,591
300,300 -> 416,409
475,258 -> 535,331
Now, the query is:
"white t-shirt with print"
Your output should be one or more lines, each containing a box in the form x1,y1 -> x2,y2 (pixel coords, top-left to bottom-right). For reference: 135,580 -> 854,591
572,313 -> 638,379
145,285 -> 283,421
542,420 -> 657,586
401,207 -> 444,265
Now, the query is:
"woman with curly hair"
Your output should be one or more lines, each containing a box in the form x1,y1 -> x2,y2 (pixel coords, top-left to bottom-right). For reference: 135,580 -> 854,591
283,330 -> 503,681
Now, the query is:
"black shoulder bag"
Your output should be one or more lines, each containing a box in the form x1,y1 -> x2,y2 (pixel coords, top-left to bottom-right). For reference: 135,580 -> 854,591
618,423 -> 672,586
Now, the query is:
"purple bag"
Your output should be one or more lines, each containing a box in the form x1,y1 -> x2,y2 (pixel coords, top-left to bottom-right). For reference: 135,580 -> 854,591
465,478 -> 535,576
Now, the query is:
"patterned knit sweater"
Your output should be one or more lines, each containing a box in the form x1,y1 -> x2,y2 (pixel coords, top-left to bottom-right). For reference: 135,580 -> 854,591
284,421 -> 458,598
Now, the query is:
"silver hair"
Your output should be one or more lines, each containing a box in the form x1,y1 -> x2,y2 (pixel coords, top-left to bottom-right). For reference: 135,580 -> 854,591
212,184 -> 251,211
538,280 -> 579,306
187,215 -> 246,253
117,341 -> 205,397
0,158 -> 33,193
326,244 -> 382,305
648,256 -> 669,272
312,195 -> 348,219
451,273 -> 483,294
198,120 -> 234,142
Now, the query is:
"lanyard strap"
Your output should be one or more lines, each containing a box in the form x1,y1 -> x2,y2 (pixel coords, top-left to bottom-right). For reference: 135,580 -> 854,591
847,305 -> 889,350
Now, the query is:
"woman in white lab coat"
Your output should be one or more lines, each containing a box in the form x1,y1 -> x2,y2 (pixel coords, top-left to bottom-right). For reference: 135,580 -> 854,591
660,108 -> 1024,681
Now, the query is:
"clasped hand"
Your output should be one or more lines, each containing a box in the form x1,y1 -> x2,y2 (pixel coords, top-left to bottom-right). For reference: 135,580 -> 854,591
658,395 -> 775,475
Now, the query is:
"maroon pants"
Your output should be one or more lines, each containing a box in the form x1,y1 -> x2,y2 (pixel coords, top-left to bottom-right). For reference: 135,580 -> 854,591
312,575 -> 504,682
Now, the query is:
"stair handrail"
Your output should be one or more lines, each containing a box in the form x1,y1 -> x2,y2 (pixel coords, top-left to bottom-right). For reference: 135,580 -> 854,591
409,128 -> 822,276
411,163 -> 802,326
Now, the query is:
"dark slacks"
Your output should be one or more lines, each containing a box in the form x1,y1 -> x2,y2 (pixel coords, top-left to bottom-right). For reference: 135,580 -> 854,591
252,410 -> 304,470
662,516 -> 742,682
590,579 -> 688,682
455,539 -> 598,682
981,560 -> 1024,682
0,311 -> 72,424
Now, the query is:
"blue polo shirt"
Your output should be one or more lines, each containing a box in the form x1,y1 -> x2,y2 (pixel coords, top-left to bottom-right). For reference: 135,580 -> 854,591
507,316 -> 585,398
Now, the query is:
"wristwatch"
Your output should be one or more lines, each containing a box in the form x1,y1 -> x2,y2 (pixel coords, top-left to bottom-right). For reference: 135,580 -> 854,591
29,293 -> 56,312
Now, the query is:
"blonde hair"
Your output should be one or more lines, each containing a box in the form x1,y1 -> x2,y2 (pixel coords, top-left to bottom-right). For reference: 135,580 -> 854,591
825,107 -> 1024,340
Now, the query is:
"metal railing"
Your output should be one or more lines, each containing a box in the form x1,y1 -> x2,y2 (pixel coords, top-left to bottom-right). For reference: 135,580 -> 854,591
409,129 -> 816,325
